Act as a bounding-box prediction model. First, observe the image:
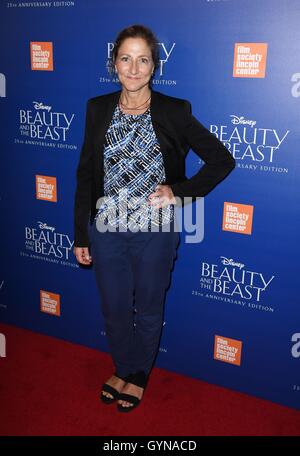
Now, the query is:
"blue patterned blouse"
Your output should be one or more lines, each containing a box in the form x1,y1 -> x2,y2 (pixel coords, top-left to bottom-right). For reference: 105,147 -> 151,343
94,103 -> 174,231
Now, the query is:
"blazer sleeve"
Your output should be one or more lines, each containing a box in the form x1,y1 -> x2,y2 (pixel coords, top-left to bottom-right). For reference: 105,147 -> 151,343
73,99 -> 94,247
170,100 -> 236,198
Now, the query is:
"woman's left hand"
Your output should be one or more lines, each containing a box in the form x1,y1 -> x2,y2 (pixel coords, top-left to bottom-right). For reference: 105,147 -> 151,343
148,184 -> 177,209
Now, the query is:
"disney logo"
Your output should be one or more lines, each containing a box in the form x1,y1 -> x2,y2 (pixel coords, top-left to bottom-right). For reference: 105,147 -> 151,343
37,222 -> 55,232
230,115 -> 256,128
220,256 -> 245,270
33,101 -> 51,112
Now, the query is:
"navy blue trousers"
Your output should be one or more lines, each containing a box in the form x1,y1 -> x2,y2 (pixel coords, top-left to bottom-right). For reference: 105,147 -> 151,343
89,219 -> 180,385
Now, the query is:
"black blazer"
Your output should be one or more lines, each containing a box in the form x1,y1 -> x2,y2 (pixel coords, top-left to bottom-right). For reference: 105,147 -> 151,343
74,89 -> 236,247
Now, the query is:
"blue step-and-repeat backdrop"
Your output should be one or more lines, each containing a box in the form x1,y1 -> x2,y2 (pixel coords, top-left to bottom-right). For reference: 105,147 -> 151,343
0,0 -> 299,411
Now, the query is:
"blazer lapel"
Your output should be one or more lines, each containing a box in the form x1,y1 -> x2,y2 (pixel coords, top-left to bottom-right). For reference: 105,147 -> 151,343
151,89 -> 186,183
93,89 -> 121,150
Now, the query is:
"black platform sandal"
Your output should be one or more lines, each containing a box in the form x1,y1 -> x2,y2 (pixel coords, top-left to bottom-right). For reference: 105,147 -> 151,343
117,371 -> 148,412
100,371 -> 131,404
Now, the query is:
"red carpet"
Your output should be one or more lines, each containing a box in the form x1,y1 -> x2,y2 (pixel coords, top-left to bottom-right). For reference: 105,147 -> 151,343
1,322 -> 300,436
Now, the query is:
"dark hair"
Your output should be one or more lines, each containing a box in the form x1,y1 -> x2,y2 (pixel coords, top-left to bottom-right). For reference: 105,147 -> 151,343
109,24 -> 160,81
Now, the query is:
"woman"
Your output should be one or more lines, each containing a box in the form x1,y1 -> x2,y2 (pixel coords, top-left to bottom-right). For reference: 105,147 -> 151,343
73,24 -> 235,412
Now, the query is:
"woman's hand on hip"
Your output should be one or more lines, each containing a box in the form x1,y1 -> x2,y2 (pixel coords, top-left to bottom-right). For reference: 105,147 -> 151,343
73,247 -> 93,265
148,184 -> 176,209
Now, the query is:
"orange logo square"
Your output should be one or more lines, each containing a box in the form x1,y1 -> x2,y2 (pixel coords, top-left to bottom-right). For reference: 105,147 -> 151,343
30,42 -> 53,71
40,290 -> 60,316
222,202 -> 253,235
233,43 -> 268,78
214,335 -> 242,366
36,175 -> 57,202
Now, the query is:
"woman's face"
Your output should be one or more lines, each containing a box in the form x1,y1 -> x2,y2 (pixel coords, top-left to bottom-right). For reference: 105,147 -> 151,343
114,37 -> 155,92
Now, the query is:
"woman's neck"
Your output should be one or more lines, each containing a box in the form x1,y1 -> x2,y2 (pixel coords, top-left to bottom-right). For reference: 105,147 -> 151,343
120,86 -> 151,109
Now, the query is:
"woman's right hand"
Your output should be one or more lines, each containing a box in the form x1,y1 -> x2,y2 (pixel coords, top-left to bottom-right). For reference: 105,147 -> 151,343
73,247 -> 93,265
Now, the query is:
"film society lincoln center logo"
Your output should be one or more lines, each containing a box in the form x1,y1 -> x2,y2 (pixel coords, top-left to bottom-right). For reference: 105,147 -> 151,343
40,290 -> 60,317
214,335 -> 242,366
233,43 -> 268,78
30,42 -> 53,71
223,202 -> 253,235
